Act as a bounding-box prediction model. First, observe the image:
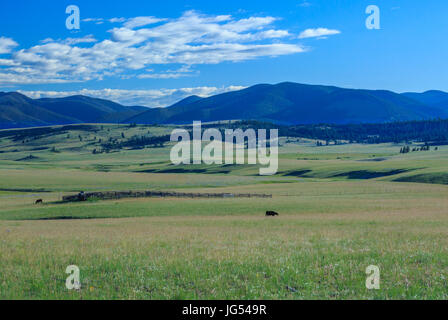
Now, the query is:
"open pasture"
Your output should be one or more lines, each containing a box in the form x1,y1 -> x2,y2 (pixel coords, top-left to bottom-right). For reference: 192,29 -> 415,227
0,124 -> 447,299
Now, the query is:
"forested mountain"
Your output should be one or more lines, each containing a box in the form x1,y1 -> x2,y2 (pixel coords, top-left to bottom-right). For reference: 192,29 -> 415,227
2,83 -> 448,129
127,83 -> 448,125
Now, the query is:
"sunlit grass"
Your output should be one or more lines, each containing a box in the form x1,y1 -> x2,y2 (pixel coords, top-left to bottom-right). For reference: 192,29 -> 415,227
0,124 -> 448,299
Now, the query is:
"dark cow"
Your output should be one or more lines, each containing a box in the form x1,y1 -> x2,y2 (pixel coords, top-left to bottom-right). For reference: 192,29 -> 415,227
266,211 -> 279,217
35,199 -> 43,204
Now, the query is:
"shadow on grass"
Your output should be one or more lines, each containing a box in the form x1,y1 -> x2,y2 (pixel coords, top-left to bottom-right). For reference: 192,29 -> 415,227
282,170 -> 313,177
0,188 -> 51,193
281,168 -> 418,179
395,173 -> 448,185
331,169 -> 412,179
138,168 -> 231,174
33,216 -> 97,221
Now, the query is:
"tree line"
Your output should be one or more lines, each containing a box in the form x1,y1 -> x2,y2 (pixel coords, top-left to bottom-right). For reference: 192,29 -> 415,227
219,119 -> 448,144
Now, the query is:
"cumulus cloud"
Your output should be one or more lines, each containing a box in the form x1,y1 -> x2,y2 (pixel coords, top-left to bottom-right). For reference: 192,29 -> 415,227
18,86 -> 246,108
0,37 -> 18,54
298,28 -> 340,39
0,11 -> 305,85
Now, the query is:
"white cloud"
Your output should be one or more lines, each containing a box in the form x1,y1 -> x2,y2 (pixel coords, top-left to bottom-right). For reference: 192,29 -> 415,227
42,35 -> 97,45
18,86 -> 246,108
137,73 -> 191,79
0,11 -> 305,85
0,37 -> 18,54
298,28 -> 340,39
82,18 -> 104,23
0,59 -> 17,66
65,35 -> 97,45
123,16 -> 166,29
109,17 -> 126,23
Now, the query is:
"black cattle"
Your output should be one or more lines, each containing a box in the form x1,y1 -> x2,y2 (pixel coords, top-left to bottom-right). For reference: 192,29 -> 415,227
266,211 -> 279,217
35,199 -> 43,204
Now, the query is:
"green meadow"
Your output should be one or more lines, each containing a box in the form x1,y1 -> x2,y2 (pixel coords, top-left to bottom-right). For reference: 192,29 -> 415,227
0,124 -> 448,299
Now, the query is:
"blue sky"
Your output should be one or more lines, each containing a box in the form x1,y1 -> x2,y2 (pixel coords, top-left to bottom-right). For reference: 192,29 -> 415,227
0,0 -> 447,107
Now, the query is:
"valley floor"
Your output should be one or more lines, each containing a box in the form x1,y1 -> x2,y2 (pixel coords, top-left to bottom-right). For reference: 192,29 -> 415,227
0,124 -> 447,299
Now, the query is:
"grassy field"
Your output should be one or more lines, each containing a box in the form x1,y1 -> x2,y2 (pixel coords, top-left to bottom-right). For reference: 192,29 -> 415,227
0,124 -> 447,299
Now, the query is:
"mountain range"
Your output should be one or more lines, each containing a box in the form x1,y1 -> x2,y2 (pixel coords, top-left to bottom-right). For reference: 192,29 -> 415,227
0,92 -> 146,129
1,82 -> 448,129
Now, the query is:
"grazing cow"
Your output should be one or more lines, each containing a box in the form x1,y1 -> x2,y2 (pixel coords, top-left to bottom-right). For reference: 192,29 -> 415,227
35,199 -> 43,204
266,211 -> 279,217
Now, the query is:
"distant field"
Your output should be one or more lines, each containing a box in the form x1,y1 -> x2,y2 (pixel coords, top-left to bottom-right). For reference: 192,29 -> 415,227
0,124 -> 447,299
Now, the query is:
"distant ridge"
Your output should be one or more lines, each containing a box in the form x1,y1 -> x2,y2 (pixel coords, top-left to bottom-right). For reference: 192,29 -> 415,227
402,90 -> 448,111
1,83 -> 448,129
0,92 -> 79,129
0,92 -> 146,129
126,82 -> 448,125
